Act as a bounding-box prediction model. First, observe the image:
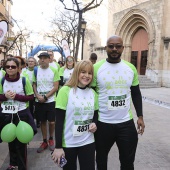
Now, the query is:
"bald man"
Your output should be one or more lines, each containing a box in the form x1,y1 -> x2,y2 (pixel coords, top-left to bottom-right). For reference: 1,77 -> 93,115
91,35 -> 145,170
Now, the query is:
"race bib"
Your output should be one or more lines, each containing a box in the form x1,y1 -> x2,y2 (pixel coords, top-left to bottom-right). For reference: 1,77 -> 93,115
73,119 -> 92,136
108,95 -> 129,110
1,101 -> 19,114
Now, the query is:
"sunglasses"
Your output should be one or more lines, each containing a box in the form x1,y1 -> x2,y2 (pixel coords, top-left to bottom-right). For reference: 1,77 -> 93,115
107,44 -> 123,49
5,65 -> 17,69
67,59 -> 73,62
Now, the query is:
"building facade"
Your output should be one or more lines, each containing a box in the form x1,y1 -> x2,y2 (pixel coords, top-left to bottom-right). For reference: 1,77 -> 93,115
0,0 -> 13,61
84,0 -> 170,87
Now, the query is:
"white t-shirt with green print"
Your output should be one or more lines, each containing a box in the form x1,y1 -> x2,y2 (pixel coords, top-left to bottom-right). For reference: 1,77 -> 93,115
0,77 -> 34,112
91,59 -> 139,124
59,67 -> 74,83
55,86 -> 98,148
33,66 -> 60,103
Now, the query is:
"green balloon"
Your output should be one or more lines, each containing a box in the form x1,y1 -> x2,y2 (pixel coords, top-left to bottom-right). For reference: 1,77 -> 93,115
16,121 -> 34,143
0,123 -> 16,143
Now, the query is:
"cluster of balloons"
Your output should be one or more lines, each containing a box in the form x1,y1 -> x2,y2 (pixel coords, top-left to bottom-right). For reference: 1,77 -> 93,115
0,121 -> 34,143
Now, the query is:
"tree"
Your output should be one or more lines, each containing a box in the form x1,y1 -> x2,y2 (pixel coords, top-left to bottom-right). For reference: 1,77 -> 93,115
45,10 -> 78,60
59,0 -> 104,61
6,18 -> 32,58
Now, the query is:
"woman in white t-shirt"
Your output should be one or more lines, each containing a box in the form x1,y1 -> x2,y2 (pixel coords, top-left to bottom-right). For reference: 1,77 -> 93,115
51,60 -> 98,170
59,56 -> 76,86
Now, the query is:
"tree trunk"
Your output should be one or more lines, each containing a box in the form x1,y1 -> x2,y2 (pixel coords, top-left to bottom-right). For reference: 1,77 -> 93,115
74,12 -> 82,61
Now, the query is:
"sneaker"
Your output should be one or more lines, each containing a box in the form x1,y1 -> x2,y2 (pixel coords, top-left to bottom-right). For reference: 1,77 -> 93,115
37,142 -> 48,153
6,165 -> 16,170
48,139 -> 55,151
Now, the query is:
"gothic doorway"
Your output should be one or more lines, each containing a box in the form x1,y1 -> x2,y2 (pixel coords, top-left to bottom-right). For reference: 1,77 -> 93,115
131,28 -> 148,75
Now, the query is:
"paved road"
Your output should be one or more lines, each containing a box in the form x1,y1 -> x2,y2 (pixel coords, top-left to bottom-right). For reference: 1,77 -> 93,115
0,87 -> 170,170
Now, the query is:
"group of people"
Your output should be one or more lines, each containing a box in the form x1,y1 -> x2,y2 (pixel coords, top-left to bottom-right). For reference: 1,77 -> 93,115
0,35 -> 145,170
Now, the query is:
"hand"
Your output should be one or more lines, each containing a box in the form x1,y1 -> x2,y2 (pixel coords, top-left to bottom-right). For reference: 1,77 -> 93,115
37,95 -> 45,103
137,116 -> 145,135
51,148 -> 65,165
10,92 -> 16,99
5,90 -> 15,99
88,123 -> 97,133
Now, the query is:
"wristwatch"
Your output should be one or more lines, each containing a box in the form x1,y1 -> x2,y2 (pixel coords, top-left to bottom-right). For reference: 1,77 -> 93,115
44,95 -> 48,101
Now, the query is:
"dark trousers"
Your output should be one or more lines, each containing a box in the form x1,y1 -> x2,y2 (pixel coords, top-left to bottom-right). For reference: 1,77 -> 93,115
63,142 -> 95,170
8,138 -> 27,170
95,120 -> 138,170
0,108 -> 36,170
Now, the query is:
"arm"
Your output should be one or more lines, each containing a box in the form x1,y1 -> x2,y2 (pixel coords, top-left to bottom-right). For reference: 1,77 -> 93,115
45,81 -> 59,99
131,85 -> 145,135
0,94 -> 7,101
92,110 -> 98,124
52,108 -> 65,165
14,94 -> 34,102
59,76 -> 65,86
89,110 -> 98,133
55,108 -> 65,148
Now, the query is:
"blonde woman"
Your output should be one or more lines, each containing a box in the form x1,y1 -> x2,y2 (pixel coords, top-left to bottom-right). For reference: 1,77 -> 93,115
59,56 -> 76,86
52,60 -> 98,170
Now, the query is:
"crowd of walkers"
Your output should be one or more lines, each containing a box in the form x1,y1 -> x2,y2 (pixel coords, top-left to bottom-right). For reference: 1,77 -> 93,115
0,35 -> 145,170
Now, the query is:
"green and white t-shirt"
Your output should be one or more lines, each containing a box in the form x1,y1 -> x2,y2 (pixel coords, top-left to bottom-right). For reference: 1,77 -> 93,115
0,77 -> 34,112
22,68 -> 34,84
33,66 -> 60,103
91,59 -> 139,124
49,62 -> 60,72
0,70 -> 5,79
55,86 -> 98,148
59,67 -> 74,83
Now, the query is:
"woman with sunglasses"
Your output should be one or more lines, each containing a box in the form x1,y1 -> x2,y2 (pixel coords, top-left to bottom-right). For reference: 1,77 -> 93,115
59,56 -> 76,86
0,58 -> 36,170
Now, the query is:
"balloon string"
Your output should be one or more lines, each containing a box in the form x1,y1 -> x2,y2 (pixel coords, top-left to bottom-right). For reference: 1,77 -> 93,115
11,113 -> 13,123
16,112 -> 21,121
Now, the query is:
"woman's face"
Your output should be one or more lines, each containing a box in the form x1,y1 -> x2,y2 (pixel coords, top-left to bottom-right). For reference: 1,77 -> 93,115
5,61 -> 18,76
67,57 -> 74,68
78,67 -> 93,88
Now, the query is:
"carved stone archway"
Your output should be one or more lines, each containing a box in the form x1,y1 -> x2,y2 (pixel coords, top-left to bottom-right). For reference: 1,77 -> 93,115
115,9 -> 155,70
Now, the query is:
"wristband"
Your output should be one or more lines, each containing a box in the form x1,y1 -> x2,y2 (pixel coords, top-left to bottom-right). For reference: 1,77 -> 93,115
44,95 -> 48,101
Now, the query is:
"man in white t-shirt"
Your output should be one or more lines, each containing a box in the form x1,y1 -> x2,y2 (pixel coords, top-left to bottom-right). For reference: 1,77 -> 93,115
33,52 -> 60,153
91,35 -> 145,170
47,50 -> 60,72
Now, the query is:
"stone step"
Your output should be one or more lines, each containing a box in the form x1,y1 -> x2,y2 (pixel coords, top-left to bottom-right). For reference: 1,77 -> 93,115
138,75 -> 161,88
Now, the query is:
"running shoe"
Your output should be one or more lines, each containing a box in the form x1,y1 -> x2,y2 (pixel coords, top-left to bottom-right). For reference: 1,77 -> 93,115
48,139 -> 55,151
6,165 -> 16,170
37,142 -> 48,153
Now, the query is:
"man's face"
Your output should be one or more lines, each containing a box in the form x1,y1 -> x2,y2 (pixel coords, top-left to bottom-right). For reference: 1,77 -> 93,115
47,51 -> 54,62
89,59 -> 96,65
105,37 -> 124,63
39,56 -> 50,68
28,58 -> 36,68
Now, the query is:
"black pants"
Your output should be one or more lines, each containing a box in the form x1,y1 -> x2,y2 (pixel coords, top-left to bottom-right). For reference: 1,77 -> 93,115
29,98 -> 35,119
0,108 -> 34,170
95,120 -> 138,170
63,142 -> 95,170
8,138 -> 27,170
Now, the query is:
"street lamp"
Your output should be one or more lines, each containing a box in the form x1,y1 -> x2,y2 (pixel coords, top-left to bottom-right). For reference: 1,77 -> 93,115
31,45 -> 33,56
81,19 -> 87,60
19,36 -> 23,56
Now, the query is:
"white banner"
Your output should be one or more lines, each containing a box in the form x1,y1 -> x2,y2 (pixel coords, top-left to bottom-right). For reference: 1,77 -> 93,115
61,39 -> 71,57
0,20 -> 8,44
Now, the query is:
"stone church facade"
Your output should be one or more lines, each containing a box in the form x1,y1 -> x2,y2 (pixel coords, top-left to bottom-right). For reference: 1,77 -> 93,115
84,0 -> 170,87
